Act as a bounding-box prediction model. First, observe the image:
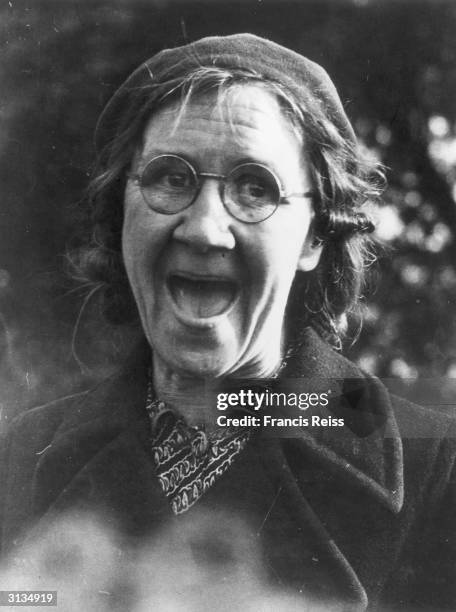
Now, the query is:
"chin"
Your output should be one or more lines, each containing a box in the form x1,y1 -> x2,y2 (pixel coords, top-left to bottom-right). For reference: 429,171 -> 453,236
149,312 -> 244,378
169,348 -> 237,379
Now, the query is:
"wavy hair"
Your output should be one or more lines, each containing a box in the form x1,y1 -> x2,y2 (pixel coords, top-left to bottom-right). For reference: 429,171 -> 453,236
70,65 -> 384,348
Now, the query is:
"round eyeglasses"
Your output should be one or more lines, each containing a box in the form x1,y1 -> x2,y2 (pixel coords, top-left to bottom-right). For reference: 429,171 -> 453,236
128,154 -> 314,224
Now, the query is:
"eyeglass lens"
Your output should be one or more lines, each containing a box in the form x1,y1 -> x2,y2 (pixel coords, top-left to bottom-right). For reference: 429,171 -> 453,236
139,155 -> 280,222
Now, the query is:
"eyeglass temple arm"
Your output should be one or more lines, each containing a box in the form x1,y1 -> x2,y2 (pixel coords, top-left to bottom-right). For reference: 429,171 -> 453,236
280,190 -> 315,203
126,171 -> 141,183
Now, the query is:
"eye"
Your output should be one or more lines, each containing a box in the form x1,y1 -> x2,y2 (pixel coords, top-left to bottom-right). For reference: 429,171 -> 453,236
163,172 -> 192,189
238,175 -> 267,200
229,164 -> 279,207
141,156 -> 195,192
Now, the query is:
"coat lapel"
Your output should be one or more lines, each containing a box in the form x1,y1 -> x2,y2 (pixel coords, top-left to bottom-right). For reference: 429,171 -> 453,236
280,328 -> 404,513
31,342 -> 173,535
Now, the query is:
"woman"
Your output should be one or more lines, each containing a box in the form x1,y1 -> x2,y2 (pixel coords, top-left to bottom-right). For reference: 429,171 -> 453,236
1,34 -> 455,610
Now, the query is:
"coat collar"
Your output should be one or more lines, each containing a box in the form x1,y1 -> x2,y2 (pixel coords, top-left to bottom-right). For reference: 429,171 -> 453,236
279,328 -> 404,514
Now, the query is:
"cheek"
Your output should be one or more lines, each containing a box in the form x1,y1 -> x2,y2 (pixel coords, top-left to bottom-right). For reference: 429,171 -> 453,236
250,214 -> 312,286
121,200 -> 170,283
122,208 -> 149,286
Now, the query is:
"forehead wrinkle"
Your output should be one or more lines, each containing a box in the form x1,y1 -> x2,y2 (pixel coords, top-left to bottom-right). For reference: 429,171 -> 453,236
174,102 -> 283,135
212,85 -> 304,147
142,123 -> 283,171
140,113 -> 268,162
146,107 -> 297,148
140,88 -> 306,177
156,85 -> 300,140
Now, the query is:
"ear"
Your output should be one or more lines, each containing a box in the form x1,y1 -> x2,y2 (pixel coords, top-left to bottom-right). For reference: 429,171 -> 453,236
296,236 -> 323,272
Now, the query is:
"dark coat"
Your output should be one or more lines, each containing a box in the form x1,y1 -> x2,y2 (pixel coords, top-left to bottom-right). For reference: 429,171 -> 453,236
1,328 -> 455,610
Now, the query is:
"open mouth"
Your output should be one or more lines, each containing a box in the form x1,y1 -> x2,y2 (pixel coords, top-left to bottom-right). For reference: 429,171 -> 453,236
167,273 -> 238,319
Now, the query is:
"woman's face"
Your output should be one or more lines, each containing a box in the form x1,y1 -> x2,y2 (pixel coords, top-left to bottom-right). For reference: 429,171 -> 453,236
122,84 -> 321,378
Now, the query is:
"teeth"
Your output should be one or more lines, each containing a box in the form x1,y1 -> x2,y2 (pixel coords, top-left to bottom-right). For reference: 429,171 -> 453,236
169,276 -> 236,318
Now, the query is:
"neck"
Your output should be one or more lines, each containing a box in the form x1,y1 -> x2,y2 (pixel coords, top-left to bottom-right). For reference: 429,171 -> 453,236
152,356 -> 220,430
151,335 -> 286,429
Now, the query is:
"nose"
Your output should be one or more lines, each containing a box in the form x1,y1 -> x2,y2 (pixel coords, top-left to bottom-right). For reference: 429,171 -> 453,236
172,179 -> 236,252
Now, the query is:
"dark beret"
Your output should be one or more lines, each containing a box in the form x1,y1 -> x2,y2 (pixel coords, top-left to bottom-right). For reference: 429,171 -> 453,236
95,33 -> 356,153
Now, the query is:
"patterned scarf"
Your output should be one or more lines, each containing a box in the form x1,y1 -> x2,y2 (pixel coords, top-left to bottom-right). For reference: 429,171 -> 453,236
145,378 -> 251,515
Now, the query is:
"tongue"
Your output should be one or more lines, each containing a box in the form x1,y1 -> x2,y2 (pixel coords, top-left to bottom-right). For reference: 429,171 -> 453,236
169,276 -> 236,318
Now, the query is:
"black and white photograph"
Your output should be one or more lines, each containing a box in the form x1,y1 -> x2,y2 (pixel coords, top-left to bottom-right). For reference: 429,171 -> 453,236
1,1 -> 456,610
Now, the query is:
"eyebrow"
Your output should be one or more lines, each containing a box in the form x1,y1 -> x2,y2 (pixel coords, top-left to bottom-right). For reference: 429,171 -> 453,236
137,150 -> 286,175
138,149 -> 193,168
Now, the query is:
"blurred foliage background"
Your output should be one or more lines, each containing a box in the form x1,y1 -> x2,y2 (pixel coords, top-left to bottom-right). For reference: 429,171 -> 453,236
1,0 -> 455,420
